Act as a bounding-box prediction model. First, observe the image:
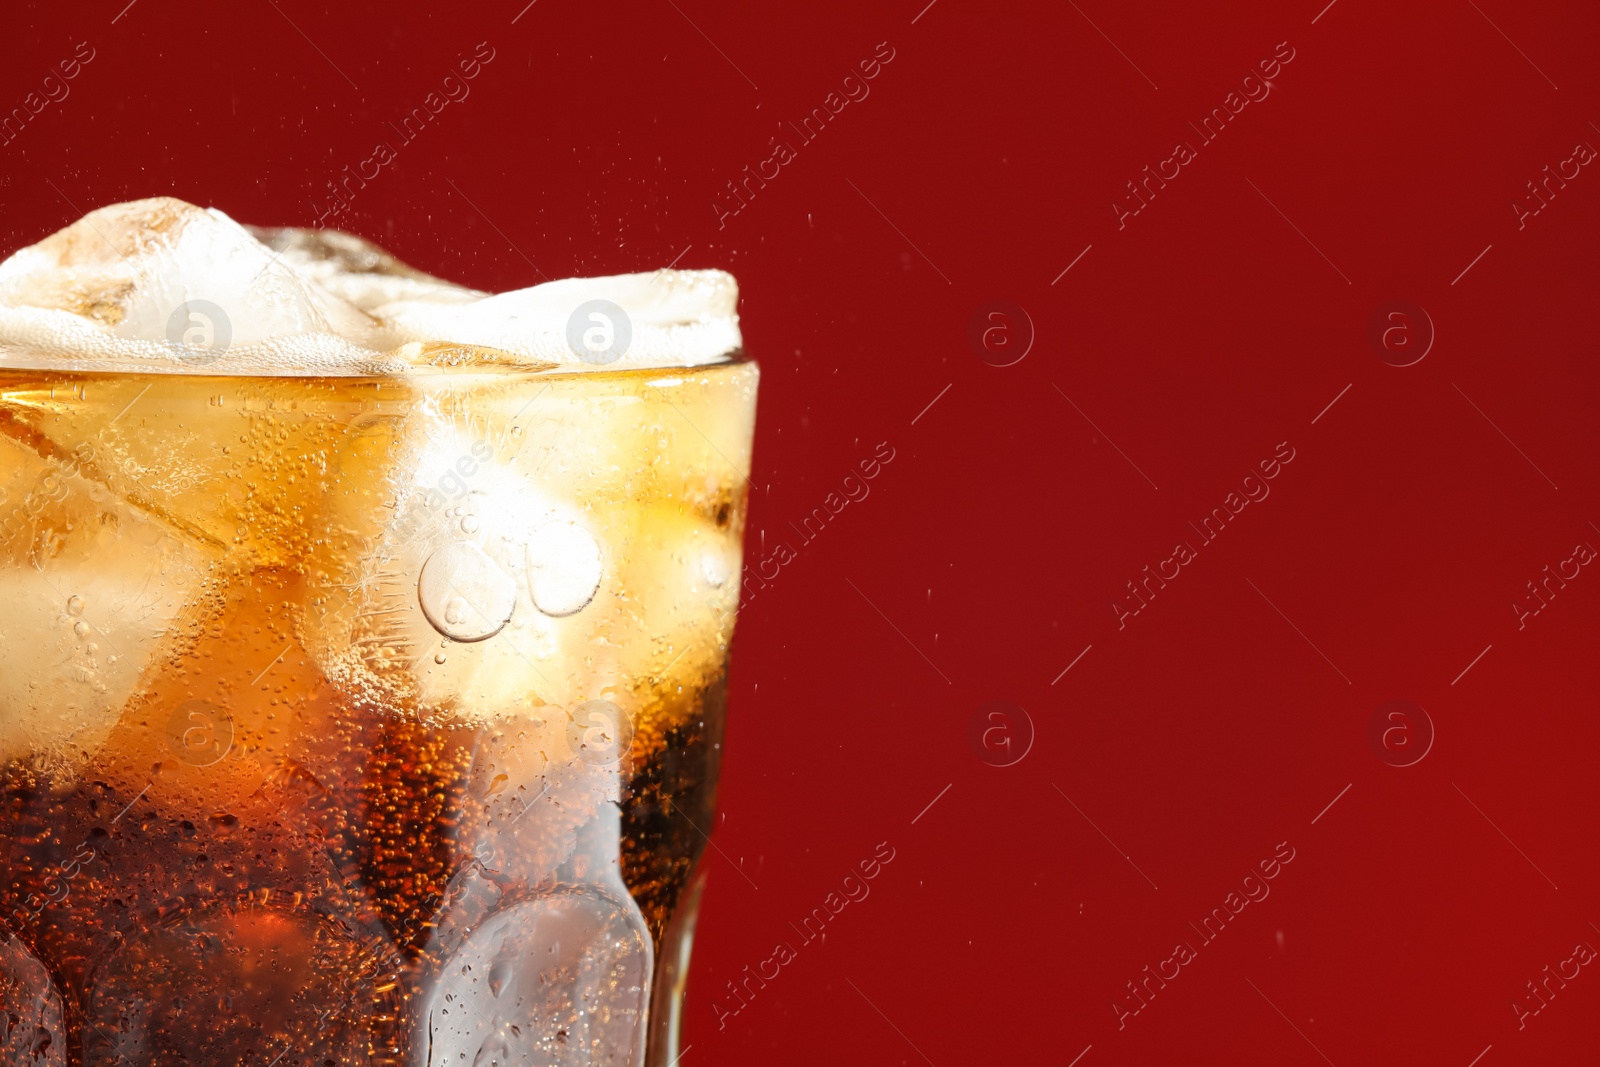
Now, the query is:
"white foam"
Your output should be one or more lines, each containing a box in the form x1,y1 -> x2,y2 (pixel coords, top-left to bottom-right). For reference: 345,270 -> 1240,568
0,198 -> 742,376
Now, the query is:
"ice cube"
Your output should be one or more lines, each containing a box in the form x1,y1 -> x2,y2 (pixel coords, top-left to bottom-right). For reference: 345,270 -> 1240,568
498,362 -> 754,710
376,268 -> 742,368
0,369 -> 415,574
0,198 -> 397,375
610,505 -> 740,699
0,433 -> 215,776
304,415 -> 625,719
246,224 -> 482,311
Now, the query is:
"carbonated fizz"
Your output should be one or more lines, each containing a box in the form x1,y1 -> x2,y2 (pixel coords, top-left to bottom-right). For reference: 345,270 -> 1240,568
0,199 -> 756,1066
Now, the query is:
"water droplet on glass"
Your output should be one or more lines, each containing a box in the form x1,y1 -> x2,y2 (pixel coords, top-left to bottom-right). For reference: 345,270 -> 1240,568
73,621 -> 90,638
435,651 -> 448,665
66,595 -> 84,616
488,957 -> 513,998
460,515 -> 480,534
418,541 -> 517,642
525,522 -> 603,617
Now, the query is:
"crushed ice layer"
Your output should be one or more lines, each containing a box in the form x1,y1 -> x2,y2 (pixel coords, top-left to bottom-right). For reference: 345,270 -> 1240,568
0,198 -> 741,375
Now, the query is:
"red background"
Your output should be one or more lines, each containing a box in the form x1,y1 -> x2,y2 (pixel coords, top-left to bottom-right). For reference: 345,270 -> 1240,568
5,1 -> 1600,1063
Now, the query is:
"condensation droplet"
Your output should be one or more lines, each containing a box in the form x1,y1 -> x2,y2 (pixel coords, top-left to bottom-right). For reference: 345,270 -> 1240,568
418,541 -> 517,642
434,652 -> 448,664
66,595 -> 84,616
525,522 -> 603,617
460,515 -> 480,534
73,621 -> 90,638
488,956 -> 513,998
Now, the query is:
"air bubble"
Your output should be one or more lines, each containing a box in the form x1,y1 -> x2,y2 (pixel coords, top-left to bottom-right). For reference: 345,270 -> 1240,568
460,515 -> 480,534
418,541 -> 517,643
525,522 -> 603,617
66,595 -> 84,616
73,621 -> 90,638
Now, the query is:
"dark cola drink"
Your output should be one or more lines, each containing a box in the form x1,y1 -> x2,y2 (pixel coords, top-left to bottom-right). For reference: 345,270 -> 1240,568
0,199 -> 757,1065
